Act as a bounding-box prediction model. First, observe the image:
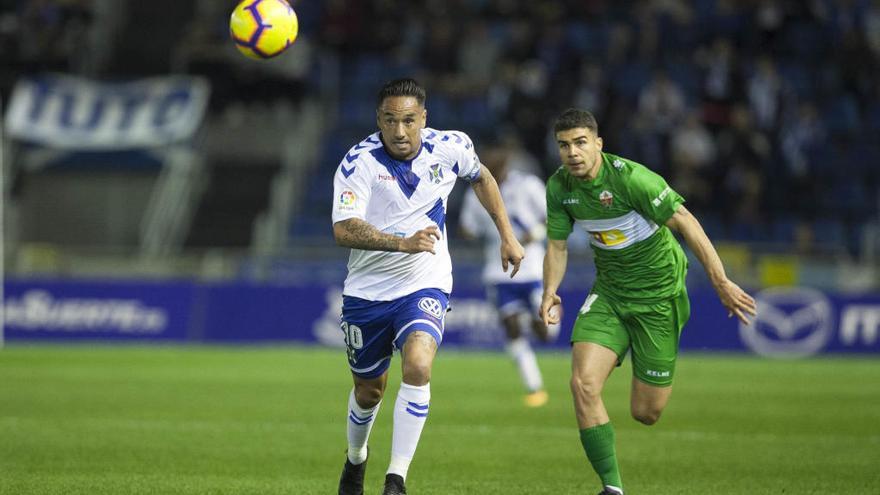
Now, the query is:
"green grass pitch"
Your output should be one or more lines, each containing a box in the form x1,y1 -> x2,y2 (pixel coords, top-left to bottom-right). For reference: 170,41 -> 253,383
1,344 -> 878,494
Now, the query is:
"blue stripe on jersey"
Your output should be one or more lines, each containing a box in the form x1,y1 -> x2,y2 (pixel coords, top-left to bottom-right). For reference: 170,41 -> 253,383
425,198 -> 446,232
452,161 -> 459,175
370,147 -> 421,199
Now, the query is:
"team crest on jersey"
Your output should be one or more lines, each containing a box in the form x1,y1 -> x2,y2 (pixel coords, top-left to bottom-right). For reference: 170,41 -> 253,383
428,163 -> 444,184
418,297 -> 443,318
599,190 -> 614,208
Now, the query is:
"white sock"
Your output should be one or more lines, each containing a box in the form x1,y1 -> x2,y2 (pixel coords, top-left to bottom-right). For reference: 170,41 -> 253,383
507,337 -> 543,392
347,388 -> 380,465
387,382 -> 430,480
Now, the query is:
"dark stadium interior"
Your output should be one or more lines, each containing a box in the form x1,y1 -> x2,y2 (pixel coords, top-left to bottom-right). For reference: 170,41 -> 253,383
2,0 -> 878,262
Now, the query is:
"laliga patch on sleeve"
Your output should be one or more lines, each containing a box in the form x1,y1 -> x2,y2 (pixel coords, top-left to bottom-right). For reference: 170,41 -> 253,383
338,190 -> 357,210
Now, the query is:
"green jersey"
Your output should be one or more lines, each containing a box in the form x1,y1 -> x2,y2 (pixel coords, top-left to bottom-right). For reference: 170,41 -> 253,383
546,152 -> 687,302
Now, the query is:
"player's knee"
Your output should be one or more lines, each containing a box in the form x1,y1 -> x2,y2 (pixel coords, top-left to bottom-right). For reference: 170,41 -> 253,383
402,362 -> 432,386
631,406 -> 662,426
570,373 -> 603,403
354,385 -> 384,408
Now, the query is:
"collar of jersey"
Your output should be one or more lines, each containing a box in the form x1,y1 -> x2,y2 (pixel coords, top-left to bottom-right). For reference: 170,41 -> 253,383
370,142 -> 429,199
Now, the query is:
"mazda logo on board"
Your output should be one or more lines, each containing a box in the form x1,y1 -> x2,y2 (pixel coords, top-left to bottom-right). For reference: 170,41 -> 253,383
739,287 -> 834,358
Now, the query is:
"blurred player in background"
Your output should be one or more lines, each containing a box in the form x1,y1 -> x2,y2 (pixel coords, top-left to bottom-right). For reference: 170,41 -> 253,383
332,78 -> 525,495
459,137 -> 557,407
540,109 -> 756,495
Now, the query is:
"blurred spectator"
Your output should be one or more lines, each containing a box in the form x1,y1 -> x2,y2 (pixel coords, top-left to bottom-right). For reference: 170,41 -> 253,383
505,60 -> 553,163
715,107 -> 769,226
572,62 -> 607,123
698,37 -> 741,129
637,69 -> 686,136
780,102 -> 826,219
865,0 -> 880,57
747,55 -> 784,132
670,110 -> 716,209
16,0 -> 92,71
457,20 -> 501,90
635,68 -> 686,174
781,102 -> 825,179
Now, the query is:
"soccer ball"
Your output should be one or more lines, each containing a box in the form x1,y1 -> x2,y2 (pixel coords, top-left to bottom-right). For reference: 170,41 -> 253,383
229,0 -> 299,60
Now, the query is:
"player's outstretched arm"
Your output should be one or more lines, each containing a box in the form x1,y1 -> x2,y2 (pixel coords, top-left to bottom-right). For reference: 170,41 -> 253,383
665,206 -> 757,325
334,218 -> 440,254
470,165 -> 525,277
540,239 -> 568,326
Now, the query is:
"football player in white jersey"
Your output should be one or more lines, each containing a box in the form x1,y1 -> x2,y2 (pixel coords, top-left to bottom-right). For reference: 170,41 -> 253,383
333,79 -> 525,495
460,140 -> 557,408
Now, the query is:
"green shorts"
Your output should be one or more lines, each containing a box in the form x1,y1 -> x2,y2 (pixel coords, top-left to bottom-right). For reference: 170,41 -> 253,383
570,289 -> 690,386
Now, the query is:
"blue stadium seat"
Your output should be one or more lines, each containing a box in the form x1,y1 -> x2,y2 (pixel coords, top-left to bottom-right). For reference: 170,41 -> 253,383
729,222 -> 764,243
783,23 -> 828,61
337,95 -> 376,128
697,213 -> 725,240
824,95 -> 860,136
665,62 -> 701,102
426,94 -> 455,129
566,22 -> 608,57
812,218 -> 846,245
350,54 -> 391,89
611,62 -> 650,100
771,218 -> 798,244
778,63 -> 814,98
458,97 -> 493,130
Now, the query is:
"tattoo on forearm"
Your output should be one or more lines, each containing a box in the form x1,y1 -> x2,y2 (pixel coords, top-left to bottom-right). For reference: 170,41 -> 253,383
471,171 -> 507,229
337,219 -> 400,252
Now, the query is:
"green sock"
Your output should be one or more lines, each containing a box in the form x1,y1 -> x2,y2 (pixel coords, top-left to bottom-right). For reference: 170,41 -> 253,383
579,422 -> 622,491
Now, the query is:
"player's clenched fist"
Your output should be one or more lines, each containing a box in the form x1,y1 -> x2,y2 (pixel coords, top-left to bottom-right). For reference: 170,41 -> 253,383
540,292 -> 562,326
400,226 -> 441,254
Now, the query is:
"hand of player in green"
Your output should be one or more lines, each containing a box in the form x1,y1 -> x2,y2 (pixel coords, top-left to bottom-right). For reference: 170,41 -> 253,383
714,279 -> 757,325
540,293 -> 563,326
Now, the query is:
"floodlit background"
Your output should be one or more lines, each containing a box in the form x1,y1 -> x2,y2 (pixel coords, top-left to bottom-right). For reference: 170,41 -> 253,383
0,1 -> 878,494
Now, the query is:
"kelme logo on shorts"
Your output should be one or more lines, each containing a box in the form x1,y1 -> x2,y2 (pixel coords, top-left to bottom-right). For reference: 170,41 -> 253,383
646,370 -> 671,378
418,297 -> 443,318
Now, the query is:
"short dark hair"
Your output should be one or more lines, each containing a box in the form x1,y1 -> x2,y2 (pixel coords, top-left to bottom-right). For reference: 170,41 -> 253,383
553,108 -> 599,135
377,78 -> 426,108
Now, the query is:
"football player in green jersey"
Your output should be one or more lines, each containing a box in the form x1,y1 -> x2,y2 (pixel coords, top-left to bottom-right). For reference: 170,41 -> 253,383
539,108 -> 757,495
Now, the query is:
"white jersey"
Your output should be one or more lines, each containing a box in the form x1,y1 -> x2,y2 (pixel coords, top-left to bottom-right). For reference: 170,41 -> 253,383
459,169 -> 546,284
332,128 -> 482,301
